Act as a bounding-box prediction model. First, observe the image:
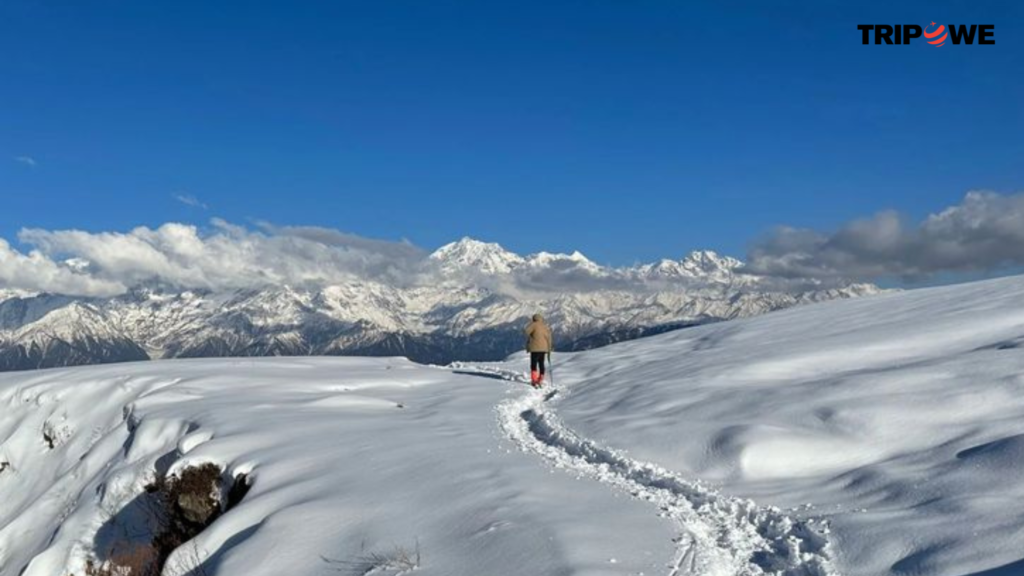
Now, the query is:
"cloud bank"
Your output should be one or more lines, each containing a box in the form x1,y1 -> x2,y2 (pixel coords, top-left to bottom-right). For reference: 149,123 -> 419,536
0,220 -> 723,297
8,220 -> 432,297
0,190 -> 1022,297
745,191 -> 1024,281
0,238 -> 123,296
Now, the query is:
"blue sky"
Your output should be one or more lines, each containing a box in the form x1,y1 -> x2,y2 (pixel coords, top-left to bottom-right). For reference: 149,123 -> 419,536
1,0 -> 1021,266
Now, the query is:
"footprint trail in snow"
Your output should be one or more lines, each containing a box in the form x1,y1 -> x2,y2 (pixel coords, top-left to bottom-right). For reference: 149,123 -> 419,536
463,364 -> 839,576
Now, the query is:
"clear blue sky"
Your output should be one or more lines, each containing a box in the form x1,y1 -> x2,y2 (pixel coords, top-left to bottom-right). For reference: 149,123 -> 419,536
1,1 -> 1021,265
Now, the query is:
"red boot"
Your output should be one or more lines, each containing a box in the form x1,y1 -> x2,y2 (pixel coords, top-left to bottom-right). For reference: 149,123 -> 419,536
530,370 -> 541,387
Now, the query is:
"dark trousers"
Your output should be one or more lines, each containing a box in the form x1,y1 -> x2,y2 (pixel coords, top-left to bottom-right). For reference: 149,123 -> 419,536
530,352 -> 547,375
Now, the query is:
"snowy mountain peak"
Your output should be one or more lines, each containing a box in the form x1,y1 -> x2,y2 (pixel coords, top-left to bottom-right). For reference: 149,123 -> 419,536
0,288 -> 36,303
430,239 -> 738,280
430,237 -> 525,275
14,301 -> 117,342
526,250 -> 603,274
64,257 -> 92,274
681,250 -> 742,272
633,250 -> 743,280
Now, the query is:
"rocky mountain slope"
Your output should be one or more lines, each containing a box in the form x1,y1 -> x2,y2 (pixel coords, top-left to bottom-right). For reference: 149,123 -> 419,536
0,239 -> 880,371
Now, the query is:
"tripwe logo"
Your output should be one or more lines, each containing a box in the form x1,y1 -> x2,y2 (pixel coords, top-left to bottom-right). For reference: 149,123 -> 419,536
857,23 -> 995,46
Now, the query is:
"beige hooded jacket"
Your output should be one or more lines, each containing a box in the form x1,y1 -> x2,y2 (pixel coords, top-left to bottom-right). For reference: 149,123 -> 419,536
524,314 -> 553,353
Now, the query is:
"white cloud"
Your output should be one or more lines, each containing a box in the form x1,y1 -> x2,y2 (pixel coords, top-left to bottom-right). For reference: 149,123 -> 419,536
174,193 -> 208,209
745,191 -> 1024,281
14,156 -> 37,168
1,220 -> 676,297
0,238 -> 124,297
5,191 -> 1024,299
13,221 -> 434,294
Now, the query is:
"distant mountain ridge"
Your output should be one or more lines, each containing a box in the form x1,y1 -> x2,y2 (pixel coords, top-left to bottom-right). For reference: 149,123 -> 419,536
0,238 -> 882,371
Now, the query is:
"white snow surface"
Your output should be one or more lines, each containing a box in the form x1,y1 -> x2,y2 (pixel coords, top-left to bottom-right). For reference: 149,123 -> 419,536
1,359 -> 681,576
3,274 -> 1024,575
545,274 -> 1024,576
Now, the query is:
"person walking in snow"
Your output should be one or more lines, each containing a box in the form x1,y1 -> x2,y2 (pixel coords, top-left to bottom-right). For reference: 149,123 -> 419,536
524,313 -> 553,387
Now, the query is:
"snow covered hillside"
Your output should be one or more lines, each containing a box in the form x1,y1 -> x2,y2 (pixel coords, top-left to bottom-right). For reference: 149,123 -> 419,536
0,358 -> 685,576
0,238 -> 879,372
4,274 -> 1022,576
542,273 -> 1024,576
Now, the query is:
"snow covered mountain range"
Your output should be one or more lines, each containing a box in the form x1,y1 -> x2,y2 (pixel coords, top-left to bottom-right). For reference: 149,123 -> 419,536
0,238 -> 880,371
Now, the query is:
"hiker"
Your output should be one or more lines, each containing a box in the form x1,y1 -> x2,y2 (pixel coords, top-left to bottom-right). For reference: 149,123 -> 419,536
524,313 -> 553,387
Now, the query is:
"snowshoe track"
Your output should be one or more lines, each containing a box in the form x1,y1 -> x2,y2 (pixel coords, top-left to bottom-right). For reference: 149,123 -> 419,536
462,364 -> 838,576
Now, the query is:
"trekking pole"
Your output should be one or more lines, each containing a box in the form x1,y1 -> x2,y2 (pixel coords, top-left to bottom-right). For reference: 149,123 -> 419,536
547,351 -> 554,386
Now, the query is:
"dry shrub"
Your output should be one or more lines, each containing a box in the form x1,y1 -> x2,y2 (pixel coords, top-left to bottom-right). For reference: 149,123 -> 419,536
323,540 -> 422,575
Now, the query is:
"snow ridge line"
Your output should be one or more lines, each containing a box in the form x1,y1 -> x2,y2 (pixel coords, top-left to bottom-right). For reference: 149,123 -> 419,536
468,364 -> 838,576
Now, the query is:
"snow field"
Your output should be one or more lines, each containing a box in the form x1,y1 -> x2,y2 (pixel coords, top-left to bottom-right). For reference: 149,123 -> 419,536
5,274 -> 1024,575
551,275 -> 1024,576
0,359 -> 673,576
